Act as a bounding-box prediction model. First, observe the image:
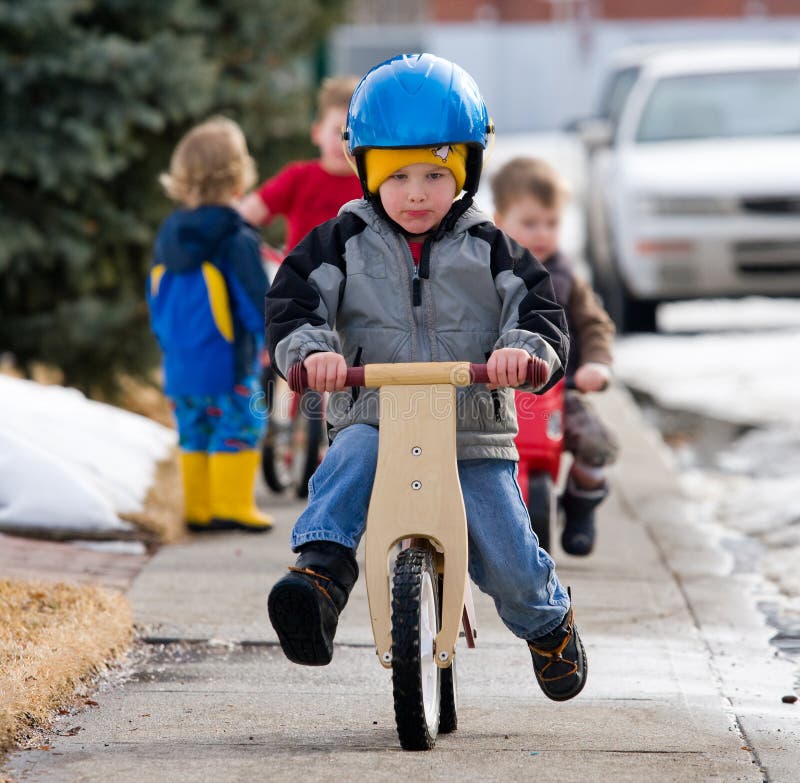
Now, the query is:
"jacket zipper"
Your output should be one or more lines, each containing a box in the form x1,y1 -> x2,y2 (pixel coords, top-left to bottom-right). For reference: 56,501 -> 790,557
401,237 -> 430,361
411,237 -> 433,307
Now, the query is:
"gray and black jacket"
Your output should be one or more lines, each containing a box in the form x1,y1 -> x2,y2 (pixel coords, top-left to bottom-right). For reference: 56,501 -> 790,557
266,199 -> 569,461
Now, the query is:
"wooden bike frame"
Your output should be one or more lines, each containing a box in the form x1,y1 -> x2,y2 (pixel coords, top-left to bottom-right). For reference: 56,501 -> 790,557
287,360 -> 548,670
366,381 -> 470,669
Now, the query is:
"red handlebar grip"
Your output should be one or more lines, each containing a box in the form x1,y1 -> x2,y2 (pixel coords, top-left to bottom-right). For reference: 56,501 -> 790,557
469,357 -> 549,388
287,362 -> 306,393
287,363 -> 365,393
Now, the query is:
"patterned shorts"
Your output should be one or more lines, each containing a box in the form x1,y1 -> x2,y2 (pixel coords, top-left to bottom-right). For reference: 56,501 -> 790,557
171,374 -> 267,452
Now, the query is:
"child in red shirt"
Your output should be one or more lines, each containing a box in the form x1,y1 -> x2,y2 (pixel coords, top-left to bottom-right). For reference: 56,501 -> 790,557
239,76 -> 362,250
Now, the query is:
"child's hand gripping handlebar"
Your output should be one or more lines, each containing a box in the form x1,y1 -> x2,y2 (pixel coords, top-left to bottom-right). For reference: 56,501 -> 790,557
287,358 -> 549,393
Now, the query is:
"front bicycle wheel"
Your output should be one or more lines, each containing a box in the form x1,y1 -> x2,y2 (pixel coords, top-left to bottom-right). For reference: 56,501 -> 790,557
391,546 -> 440,751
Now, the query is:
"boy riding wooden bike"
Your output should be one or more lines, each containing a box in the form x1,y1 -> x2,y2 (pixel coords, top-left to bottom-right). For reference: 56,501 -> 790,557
265,53 -> 588,748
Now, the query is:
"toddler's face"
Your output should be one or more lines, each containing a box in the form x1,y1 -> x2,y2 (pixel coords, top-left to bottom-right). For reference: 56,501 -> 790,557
495,195 -> 561,262
378,163 -> 457,237
313,107 -> 350,174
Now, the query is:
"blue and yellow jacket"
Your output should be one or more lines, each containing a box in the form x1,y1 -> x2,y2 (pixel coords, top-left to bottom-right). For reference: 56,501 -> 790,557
147,205 -> 268,397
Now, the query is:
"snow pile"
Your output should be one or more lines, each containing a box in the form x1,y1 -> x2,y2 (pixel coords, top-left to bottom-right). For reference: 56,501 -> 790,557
0,376 -> 176,535
616,300 -> 800,426
615,298 -> 800,614
658,297 -> 800,333
615,329 -> 800,426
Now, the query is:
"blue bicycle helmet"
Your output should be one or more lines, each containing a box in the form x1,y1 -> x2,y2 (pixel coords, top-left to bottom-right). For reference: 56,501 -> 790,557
345,53 -> 493,201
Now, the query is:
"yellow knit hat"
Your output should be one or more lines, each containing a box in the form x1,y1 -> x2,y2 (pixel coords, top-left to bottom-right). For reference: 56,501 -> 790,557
365,144 -> 468,194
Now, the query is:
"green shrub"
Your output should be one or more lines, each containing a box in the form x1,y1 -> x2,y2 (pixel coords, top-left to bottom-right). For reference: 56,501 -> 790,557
0,0 -> 344,392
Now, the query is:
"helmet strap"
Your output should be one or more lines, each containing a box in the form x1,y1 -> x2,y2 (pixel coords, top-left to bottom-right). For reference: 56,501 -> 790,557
483,118 -> 496,168
354,151 -> 372,199
436,146 -> 483,233
341,129 -> 360,177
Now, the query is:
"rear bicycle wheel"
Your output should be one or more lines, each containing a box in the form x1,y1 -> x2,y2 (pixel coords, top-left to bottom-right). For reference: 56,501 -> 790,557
438,656 -> 457,734
295,390 -> 324,499
259,366 -> 291,493
261,422 -> 292,493
391,546 -> 441,751
528,472 -> 556,553
436,573 -> 457,734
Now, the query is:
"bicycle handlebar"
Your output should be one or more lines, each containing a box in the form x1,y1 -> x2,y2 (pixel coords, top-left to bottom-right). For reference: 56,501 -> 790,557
287,358 -> 550,394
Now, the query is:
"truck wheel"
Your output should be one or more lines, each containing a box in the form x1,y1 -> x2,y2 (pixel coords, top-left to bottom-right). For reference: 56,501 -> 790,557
596,266 -> 657,334
623,296 -> 658,333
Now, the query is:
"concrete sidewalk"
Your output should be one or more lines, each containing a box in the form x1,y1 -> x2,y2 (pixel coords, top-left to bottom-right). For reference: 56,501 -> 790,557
5,387 -> 798,782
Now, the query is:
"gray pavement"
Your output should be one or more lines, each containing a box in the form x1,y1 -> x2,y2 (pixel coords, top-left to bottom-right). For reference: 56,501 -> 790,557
6,386 -> 798,782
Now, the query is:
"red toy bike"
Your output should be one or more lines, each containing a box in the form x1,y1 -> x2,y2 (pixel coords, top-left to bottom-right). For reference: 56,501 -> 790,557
514,379 -> 568,552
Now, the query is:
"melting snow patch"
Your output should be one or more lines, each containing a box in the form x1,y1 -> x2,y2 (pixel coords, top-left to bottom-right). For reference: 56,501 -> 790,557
0,376 -> 176,535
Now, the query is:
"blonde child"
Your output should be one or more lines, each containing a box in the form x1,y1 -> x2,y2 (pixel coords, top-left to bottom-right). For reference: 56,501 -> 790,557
147,116 -> 272,532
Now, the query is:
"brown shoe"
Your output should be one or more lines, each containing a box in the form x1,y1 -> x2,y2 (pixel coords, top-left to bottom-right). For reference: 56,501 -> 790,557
527,597 -> 587,702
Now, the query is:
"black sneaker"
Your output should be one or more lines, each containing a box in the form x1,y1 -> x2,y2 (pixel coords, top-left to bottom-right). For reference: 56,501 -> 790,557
527,599 -> 587,701
267,542 -> 358,666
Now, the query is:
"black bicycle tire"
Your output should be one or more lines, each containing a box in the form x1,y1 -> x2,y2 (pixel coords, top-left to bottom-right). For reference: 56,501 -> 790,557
391,547 -> 440,751
438,659 -> 457,734
259,365 -> 291,493
295,414 -> 323,499
436,573 -> 457,734
528,472 -> 556,553
261,439 -> 291,493
294,391 -> 324,499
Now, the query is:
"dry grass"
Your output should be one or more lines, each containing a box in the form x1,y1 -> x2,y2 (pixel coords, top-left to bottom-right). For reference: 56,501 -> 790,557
104,375 -> 186,544
120,448 -> 186,544
111,372 -> 175,429
0,579 -> 132,752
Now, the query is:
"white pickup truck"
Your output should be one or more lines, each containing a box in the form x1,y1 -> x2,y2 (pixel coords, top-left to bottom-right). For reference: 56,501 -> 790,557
582,42 -> 800,332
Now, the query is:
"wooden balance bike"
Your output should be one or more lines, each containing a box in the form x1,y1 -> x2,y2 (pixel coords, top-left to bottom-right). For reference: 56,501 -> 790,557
289,358 -> 548,751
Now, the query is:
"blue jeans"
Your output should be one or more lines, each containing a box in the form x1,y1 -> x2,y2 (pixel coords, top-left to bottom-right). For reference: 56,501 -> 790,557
291,423 -> 570,640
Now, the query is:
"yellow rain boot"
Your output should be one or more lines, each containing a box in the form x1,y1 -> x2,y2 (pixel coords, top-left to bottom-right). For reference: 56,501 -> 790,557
180,451 -> 212,532
209,450 -> 273,532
